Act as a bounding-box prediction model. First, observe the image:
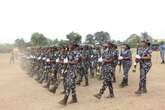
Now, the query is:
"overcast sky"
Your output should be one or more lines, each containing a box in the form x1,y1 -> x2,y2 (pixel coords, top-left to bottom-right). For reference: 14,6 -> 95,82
0,0 -> 165,43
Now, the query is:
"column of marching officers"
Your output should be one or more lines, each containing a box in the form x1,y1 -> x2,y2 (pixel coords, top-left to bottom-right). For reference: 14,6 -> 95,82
21,39 -> 152,106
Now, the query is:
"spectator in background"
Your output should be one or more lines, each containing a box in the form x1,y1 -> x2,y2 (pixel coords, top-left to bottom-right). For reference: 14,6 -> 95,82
159,42 -> 165,64
10,49 -> 14,64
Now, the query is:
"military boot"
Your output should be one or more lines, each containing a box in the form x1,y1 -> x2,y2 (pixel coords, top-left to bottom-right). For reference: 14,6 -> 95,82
83,80 -> 89,87
142,80 -> 147,93
58,95 -> 68,105
124,78 -> 128,86
93,93 -> 102,99
49,86 -> 57,94
161,60 -> 165,64
106,86 -> 115,98
69,94 -> 78,104
76,80 -> 81,86
135,87 -> 142,95
120,78 -> 128,88
119,78 -> 125,88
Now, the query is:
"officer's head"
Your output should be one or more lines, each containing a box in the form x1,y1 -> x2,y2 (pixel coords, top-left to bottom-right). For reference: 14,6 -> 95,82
102,43 -> 108,50
141,39 -> 150,48
107,41 -> 113,48
113,44 -> 118,49
123,44 -> 130,50
69,42 -> 78,51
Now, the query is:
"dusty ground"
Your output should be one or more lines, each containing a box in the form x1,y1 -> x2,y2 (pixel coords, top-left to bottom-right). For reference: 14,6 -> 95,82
0,52 -> 165,110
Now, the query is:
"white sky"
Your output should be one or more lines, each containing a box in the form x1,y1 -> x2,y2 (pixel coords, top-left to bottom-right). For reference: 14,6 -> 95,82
0,0 -> 165,43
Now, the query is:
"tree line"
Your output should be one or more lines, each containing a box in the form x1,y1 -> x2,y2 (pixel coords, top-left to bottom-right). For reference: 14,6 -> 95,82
0,31 -> 163,53
14,31 -> 111,49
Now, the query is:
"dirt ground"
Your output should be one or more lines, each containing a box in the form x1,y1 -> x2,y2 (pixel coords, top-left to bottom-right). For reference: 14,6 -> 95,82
0,52 -> 165,110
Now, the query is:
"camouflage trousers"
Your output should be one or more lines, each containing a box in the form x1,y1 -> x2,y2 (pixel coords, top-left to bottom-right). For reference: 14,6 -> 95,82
65,67 -> 77,97
160,51 -> 165,61
99,79 -> 113,95
139,62 -> 152,89
78,66 -> 88,83
65,78 -> 76,96
122,61 -> 132,80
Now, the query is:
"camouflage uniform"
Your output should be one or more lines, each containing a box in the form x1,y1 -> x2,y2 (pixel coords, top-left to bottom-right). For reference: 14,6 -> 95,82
94,48 -> 115,99
112,48 -> 119,82
120,49 -> 132,86
138,47 -> 152,92
77,49 -> 89,86
89,48 -> 98,78
59,49 -> 79,105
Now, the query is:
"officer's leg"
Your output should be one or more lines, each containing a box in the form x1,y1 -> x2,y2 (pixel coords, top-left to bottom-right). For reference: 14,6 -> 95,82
112,67 -> 116,83
98,65 -> 103,80
143,79 -> 147,93
69,79 -> 78,104
60,76 -> 66,94
135,66 -> 144,95
58,83 -> 70,105
120,64 -> 127,87
142,67 -> 149,93
93,63 -> 97,77
124,63 -> 131,84
107,80 -> 114,98
163,51 -> 165,63
78,68 -> 82,80
90,63 -> 94,78
94,80 -> 107,99
160,51 -> 165,63
76,68 -> 83,85
84,68 -> 89,86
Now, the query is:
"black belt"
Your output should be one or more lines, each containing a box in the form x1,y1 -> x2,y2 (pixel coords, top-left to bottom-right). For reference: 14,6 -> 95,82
142,59 -> 151,62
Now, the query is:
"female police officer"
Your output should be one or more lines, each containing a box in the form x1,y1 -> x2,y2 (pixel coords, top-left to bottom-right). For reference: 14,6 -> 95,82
135,40 -> 152,95
118,44 -> 132,88
58,43 -> 80,105
94,42 -> 116,99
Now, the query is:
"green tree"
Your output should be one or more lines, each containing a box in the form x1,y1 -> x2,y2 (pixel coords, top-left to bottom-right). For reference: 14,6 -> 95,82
125,34 -> 141,48
47,38 -> 54,46
85,34 -> 95,45
94,31 -> 111,44
31,32 -> 48,47
53,38 -> 59,46
66,32 -> 82,44
0,43 -> 14,53
58,40 -> 69,47
14,38 -> 26,48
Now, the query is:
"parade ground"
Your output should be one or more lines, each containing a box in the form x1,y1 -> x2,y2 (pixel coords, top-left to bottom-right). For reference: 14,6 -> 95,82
0,52 -> 165,110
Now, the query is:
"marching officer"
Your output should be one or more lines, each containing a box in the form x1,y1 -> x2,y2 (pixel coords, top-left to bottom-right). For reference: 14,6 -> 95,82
94,41 -> 116,99
76,45 -> 90,86
135,40 -> 152,95
118,44 -> 132,87
58,43 -> 80,105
